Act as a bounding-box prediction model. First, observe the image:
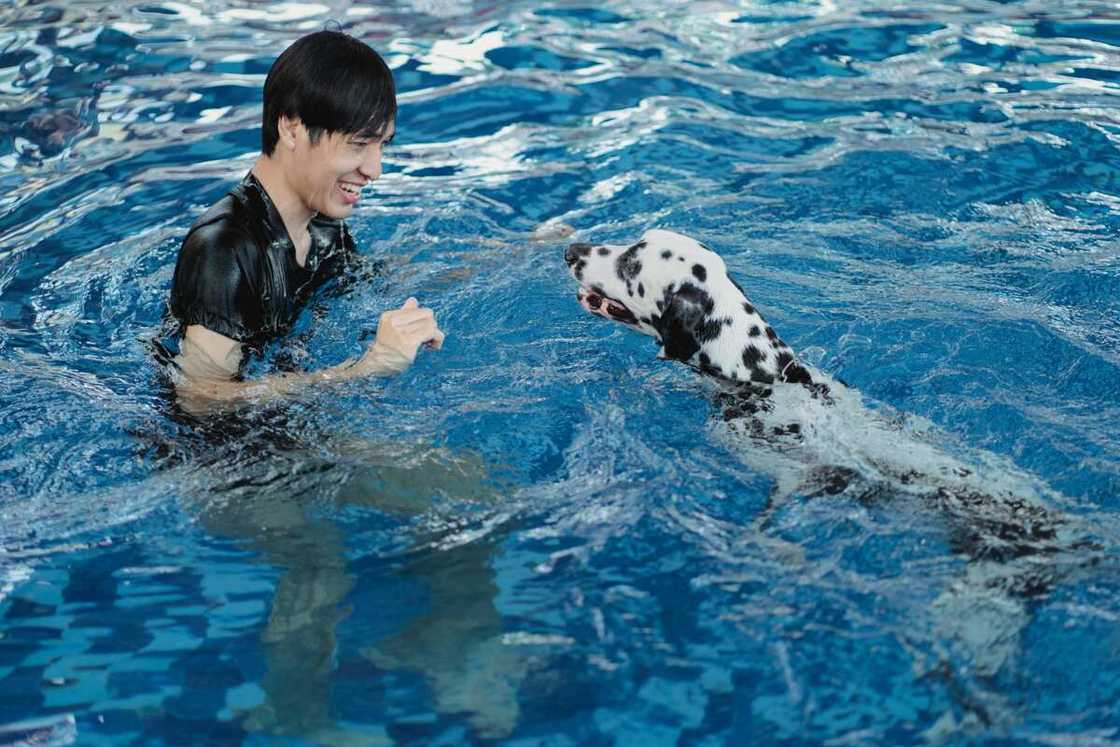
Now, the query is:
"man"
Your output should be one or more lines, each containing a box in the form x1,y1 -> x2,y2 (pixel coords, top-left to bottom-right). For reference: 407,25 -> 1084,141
167,30 -> 442,409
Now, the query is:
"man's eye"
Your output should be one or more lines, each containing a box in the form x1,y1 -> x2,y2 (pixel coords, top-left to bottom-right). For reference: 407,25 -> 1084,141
350,140 -> 371,148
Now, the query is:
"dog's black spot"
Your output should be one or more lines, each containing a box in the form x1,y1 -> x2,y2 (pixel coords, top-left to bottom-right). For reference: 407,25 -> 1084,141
673,282 -> 715,314
700,359 -> 723,376
743,302 -> 754,315
741,348 -> 774,384
724,318 -> 733,327
749,325 -> 761,337
616,242 -> 644,282
692,264 -> 707,282
653,287 -> 713,362
566,243 -> 592,261
750,369 -> 774,384
765,326 -> 777,341
699,352 -> 710,367
803,465 -> 856,496
637,282 -> 644,297
573,260 -> 586,281
661,250 -> 672,260
597,247 -> 610,257
773,424 -> 801,436
742,346 -> 764,368
776,352 -> 814,385
696,318 -> 724,344
678,257 -> 685,262
785,364 -> 813,386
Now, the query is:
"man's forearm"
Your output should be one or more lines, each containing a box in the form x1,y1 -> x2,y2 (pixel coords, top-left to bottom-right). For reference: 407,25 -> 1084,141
172,343 -> 411,413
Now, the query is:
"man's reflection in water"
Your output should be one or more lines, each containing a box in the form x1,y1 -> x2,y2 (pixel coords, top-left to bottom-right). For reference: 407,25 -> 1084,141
146,399 -> 530,742
360,533 -> 530,740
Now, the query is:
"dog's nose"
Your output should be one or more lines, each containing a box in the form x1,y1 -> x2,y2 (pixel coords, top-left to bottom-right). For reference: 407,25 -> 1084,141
565,243 -> 593,266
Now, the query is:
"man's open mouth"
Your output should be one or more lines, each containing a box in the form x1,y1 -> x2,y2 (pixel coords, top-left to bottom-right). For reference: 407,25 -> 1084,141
577,287 -> 639,325
337,181 -> 363,205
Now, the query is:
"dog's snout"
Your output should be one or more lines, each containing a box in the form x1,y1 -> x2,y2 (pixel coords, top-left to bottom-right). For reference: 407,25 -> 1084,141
565,242 -> 593,266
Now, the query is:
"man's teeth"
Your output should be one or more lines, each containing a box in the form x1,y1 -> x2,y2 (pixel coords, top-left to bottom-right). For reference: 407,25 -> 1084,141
340,183 -> 360,195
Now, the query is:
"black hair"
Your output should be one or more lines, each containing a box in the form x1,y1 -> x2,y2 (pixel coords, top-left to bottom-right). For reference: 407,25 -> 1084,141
261,30 -> 396,155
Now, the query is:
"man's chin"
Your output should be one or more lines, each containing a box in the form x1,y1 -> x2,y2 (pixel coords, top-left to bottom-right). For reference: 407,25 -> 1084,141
318,201 -> 355,220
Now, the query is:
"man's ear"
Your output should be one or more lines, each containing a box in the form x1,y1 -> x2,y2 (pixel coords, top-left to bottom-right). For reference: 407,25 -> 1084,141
654,292 -> 702,362
277,114 -> 302,150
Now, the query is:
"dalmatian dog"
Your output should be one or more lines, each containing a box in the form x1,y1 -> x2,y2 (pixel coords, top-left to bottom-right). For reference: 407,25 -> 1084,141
561,227 -> 1068,518
564,228 -> 1102,692
560,230 -> 1093,582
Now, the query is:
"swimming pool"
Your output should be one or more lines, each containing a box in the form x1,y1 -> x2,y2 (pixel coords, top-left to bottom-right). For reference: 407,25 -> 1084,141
2,0 -> 1120,743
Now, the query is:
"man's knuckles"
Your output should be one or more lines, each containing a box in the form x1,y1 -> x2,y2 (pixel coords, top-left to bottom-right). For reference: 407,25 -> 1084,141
387,308 -> 434,325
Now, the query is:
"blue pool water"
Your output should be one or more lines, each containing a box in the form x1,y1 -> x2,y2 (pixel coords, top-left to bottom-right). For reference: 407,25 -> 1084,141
2,1 -> 1120,743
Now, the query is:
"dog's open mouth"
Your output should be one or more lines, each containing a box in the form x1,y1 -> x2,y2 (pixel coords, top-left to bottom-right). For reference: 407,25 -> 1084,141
577,287 -> 639,325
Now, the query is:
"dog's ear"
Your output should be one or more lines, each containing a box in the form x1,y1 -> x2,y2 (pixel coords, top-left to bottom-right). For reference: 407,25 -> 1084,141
654,292 -> 703,362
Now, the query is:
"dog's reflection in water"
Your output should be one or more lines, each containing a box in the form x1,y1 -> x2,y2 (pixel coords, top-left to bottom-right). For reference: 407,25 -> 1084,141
165,413 -> 529,743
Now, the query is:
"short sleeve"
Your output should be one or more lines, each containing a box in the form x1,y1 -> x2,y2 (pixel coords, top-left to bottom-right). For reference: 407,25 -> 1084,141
169,220 -> 263,342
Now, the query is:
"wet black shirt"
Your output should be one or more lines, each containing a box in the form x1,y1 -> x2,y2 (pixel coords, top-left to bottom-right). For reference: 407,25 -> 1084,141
169,172 -> 358,348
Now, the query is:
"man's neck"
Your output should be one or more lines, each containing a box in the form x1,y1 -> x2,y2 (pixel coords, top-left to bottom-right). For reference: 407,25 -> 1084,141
250,155 -> 313,266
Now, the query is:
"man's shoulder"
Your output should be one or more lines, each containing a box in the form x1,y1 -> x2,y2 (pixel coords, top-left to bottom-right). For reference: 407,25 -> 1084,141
187,184 -> 260,243
180,184 -> 266,263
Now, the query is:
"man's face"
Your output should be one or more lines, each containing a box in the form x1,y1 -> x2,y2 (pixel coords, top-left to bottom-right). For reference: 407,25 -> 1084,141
289,119 -> 395,220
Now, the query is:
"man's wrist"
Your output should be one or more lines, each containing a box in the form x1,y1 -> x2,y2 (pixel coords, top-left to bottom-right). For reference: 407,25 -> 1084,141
366,341 -> 413,375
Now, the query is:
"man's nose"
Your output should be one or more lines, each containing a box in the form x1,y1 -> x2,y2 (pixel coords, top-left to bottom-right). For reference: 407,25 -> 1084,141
358,145 -> 382,181
565,242 -> 593,266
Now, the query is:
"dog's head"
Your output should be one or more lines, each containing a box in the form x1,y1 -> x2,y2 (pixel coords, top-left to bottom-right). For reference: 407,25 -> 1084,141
565,228 -> 815,387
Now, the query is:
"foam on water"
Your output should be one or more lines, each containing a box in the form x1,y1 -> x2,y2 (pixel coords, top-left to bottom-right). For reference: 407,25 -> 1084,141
722,373 -> 1062,506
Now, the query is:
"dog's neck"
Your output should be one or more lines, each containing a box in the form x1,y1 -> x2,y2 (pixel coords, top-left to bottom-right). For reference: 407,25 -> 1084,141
663,275 -> 813,387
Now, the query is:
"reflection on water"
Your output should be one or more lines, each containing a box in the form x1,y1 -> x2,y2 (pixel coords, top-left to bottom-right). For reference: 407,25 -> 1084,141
174,417 -> 526,740
2,0 -> 1120,743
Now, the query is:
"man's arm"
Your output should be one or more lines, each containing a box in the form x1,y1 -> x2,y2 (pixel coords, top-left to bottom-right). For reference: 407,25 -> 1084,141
172,297 -> 444,412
